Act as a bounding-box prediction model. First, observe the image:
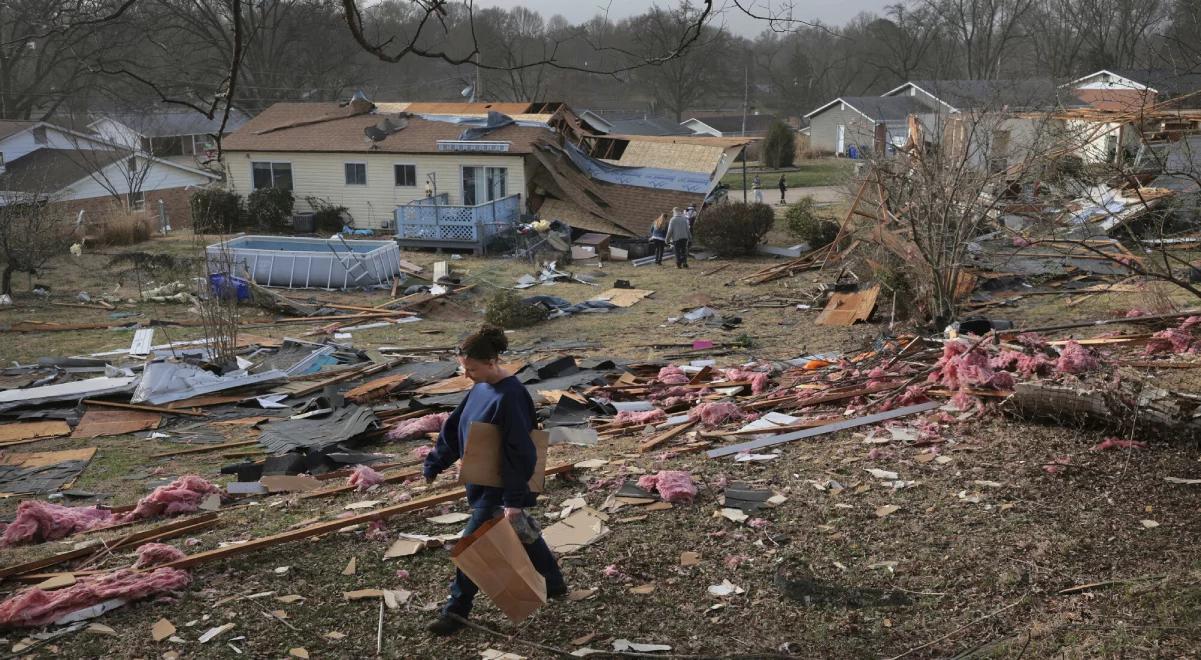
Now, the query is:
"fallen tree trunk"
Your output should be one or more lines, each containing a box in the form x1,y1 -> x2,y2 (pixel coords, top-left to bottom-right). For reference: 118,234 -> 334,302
1007,380 -> 1201,441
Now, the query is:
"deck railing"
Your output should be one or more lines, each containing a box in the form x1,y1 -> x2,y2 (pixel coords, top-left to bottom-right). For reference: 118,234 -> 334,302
394,194 -> 521,244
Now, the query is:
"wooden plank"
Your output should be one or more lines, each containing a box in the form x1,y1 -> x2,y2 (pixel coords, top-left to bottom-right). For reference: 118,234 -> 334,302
157,464 -> 574,571
82,399 -> 206,418
0,514 -> 220,580
815,285 -> 880,327
345,373 -> 409,403
639,421 -> 697,453
297,467 -> 424,500
0,421 -> 71,444
150,439 -> 258,458
0,447 -> 97,469
71,409 -> 161,439
791,382 -> 898,410
592,288 -> 654,308
707,402 -> 942,458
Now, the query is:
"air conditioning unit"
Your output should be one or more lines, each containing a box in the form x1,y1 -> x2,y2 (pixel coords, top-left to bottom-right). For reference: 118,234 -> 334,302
292,212 -> 316,233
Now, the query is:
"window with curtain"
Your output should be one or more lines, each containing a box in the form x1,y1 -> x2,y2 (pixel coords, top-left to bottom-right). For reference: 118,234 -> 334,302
461,166 -> 507,205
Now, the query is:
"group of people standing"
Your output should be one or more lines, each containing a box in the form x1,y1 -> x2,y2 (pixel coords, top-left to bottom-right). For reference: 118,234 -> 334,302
648,204 -> 696,269
751,173 -> 788,205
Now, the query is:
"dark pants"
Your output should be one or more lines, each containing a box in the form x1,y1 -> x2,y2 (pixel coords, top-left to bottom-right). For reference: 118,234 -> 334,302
674,239 -> 689,266
443,505 -> 564,618
779,188 -> 786,202
651,239 -> 665,264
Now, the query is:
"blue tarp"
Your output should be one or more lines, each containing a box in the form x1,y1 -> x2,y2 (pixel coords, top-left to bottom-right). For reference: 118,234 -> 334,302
561,142 -> 713,194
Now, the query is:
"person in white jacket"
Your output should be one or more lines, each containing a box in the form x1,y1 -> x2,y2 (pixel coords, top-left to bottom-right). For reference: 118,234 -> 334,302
665,207 -> 692,269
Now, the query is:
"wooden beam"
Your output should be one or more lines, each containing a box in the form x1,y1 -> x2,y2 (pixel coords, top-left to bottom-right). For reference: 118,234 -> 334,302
157,464 -> 574,571
0,514 -> 220,580
150,439 -> 258,458
82,399 -> 207,418
639,421 -> 697,453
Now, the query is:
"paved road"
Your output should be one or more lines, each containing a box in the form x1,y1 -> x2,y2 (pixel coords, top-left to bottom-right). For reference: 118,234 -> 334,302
729,185 -> 847,207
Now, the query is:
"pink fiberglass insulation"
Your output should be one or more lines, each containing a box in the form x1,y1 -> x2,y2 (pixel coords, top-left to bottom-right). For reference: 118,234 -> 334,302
1016,332 -> 1048,349
1126,308 -> 1151,318
0,568 -> 190,628
1092,437 -> 1147,451
688,401 -> 754,428
613,409 -> 667,427
348,465 -> 386,491
412,444 -> 434,459
1145,327 -> 1195,355
636,471 -> 697,504
0,501 -> 114,546
656,365 -> 689,385
117,475 -> 219,523
1055,340 -> 1101,374
928,339 -> 1015,390
1183,316 -> 1201,330
990,350 -> 1054,378
387,412 -> 450,442
723,368 -> 771,394
132,542 -> 187,569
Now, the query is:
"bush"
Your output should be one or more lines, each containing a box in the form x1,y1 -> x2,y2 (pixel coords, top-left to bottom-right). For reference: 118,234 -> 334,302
693,202 -> 775,256
762,120 -> 797,169
190,189 -> 244,233
247,187 -> 294,231
484,290 -> 545,329
305,196 -> 349,233
94,210 -> 153,247
785,197 -> 840,248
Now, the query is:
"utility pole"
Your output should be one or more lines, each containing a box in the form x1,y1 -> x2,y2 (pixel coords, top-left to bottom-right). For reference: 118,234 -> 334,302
741,63 -> 749,203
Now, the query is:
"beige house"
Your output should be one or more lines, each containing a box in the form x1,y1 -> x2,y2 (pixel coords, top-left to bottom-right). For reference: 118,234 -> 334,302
222,101 -> 551,245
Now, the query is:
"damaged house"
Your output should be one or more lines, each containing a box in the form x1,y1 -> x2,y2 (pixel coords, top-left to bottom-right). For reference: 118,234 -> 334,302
221,97 -> 745,249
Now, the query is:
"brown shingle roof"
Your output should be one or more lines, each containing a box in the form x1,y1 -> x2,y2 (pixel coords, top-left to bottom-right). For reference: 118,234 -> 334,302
223,102 -> 551,154
0,120 -> 36,142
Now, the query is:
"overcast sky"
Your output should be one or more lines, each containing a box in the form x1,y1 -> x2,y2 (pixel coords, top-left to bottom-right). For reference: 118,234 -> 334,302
473,0 -> 894,36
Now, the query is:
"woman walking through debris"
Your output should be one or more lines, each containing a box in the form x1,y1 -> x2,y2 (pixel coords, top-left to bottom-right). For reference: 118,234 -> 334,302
649,213 -> 668,265
423,325 -> 566,636
666,206 -> 692,269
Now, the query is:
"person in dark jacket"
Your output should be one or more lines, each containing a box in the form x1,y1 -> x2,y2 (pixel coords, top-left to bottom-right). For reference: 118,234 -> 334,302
777,174 -> 787,204
424,325 -> 566,636
648,213 -> 668,265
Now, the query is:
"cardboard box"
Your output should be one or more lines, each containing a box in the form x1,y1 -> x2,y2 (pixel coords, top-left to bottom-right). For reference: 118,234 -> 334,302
459,422 -> 549,492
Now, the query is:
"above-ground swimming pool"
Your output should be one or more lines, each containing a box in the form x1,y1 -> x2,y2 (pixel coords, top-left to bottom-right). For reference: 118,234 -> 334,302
207,235 -> 403,289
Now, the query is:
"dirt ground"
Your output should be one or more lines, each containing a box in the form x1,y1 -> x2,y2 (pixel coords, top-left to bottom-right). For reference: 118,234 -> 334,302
2,231 -> 1200,659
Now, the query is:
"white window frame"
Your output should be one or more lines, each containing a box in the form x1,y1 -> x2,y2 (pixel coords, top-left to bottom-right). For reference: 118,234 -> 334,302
250,161 -> 293,191
393,163 -> 417,187
344,161 -> 367,186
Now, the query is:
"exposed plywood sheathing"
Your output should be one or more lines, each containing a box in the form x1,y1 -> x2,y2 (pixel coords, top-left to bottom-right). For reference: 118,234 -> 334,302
815,285 -> 881,326
536,198 -> 630,237
72,409 -> 162,439
604,141 -> 727,174
0,421 -> 71,444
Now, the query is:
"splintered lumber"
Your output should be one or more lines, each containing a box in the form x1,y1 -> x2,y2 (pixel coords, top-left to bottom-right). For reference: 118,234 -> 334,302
815,285 -> 881,326
345,373 -> 409,403
151,439 -> 258,458
639,421 -> 698,453
1008,380 -> 1201,441
707,402 -> 942,458
0,513 -> 220,580
298,467 -> 423,500
156,464 -> 574,571
82,399 -> 206,418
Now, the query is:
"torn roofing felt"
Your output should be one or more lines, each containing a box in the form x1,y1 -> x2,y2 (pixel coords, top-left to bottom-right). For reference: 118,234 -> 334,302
0,461 -> 91,495
257,405 -> 378,454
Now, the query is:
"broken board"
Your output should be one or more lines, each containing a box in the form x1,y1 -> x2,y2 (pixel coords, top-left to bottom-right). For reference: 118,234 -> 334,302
0,421 -> 71,445
71,409 -> 161,439
815,285 -> 881,327
591,288 -> 655,308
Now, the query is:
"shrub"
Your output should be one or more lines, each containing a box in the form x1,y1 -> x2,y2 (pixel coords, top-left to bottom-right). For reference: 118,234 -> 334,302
190,189 -> 244,233
247,187 -> 294,231
785,197 -> 840,248
762,120 -> 797,169
484,290 -> 545,329
305,196 -> 349,233
94,210 -> 153,247
693,202 -> 775,257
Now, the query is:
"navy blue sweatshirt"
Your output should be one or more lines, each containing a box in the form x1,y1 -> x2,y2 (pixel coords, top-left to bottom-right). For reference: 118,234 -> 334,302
422,375 -> 539,509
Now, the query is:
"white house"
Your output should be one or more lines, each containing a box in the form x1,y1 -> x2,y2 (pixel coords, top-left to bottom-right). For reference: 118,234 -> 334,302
0,119 -> 221,225
88,108 -> 251,166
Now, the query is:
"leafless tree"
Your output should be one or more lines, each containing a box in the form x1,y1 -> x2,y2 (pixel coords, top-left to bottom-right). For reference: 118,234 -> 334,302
923,0 -> 1037,79
628,5 -> 734,121
0,195 -> 76,295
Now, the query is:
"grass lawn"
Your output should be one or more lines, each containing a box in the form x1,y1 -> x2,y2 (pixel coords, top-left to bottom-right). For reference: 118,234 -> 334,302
722,158 -> 854,190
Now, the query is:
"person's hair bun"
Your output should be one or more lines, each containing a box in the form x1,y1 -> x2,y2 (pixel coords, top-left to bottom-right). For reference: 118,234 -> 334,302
460,324 -> 507,361
477,324 -> 508,353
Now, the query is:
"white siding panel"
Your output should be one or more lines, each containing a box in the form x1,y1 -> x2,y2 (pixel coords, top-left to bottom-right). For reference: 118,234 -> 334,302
224,151 -> 528,229
60,159 -> 214,200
